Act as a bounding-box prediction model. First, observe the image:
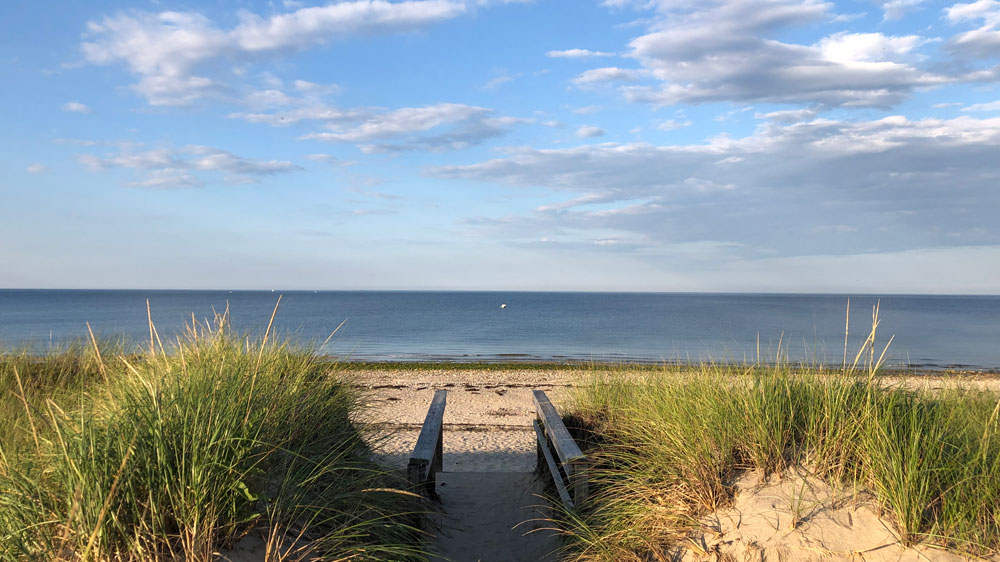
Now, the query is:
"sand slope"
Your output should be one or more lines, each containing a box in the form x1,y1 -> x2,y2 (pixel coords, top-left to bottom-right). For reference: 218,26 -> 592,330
686,469 -> 987,562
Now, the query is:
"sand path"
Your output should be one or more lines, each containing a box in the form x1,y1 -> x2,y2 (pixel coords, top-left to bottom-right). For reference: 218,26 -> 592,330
353,368 -> 1000,562
354,369 -> 571,561
428,471 -> 558,561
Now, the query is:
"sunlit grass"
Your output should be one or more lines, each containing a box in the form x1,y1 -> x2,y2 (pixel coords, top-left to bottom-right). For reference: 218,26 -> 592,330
556,305 -> 1000,560
0,306 -> 422,561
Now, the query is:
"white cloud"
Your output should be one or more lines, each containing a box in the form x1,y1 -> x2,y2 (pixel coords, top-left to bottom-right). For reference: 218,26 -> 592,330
26,163 -> 47,173
301,103 -> 522,152
185,145 -> 298,175
129,170 -> 200,189
656,119 -> 692,130
483,70 -> 521,90
238,0 -> 464,50
431,115 -> 1000,257
80,144 -> 300,187
715,106 -> 754,122
817,32 -> 925,64
830,11 -> 868,22
572,105 -> 602,115
242,88 -> 296,109
316,104 -> 487,141
616,0 -> 942,108
80,148 -> 182,171
231,103 -> 365,126
947,0 -> 1000,59
600,0 -> 656,8
80,1 -> 465,105
293,79 -> 341,96
572,66 -> 642,85
963,100 -> 1000,111
228,74 -> 359,124
754,108 -> 820,122
576,125 -> 606,137
232,88 -> 525,151
875,0 -> 926,21
948,0 -> 1000,23
306,153 -> 351,165
61,101 -> 93,113
547,48 -> 614,58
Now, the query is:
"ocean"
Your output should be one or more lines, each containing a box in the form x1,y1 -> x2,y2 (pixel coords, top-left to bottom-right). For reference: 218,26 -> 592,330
0,290 -> 998,370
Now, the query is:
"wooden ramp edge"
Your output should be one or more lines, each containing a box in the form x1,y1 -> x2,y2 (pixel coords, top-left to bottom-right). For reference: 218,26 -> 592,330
532,389 -> 588,509
408,389 -> 446,499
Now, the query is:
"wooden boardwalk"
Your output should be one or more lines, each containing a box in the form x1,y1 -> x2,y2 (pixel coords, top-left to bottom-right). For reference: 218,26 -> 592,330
404,389 -> 581,562
429,472 -> 557,561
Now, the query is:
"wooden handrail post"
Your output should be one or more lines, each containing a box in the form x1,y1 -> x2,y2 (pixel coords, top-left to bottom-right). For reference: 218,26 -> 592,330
408,390 -> 447,500
532,389 -> 588,508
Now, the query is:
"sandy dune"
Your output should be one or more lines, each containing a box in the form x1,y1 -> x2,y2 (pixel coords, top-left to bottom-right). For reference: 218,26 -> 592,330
686,470 -> 983,562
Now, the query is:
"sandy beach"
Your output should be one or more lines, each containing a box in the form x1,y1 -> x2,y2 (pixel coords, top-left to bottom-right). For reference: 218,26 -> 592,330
351,366 -> 1000,562
351,368 -> 578,561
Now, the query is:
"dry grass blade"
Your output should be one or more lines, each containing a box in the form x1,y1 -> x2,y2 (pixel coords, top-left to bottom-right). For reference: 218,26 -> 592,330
86,322 -> 107,383
81,432 -> 137,560
12,366 -> 41,452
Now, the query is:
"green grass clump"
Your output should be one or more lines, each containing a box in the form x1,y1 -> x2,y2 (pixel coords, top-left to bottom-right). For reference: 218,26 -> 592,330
0,317 -> 421,561
560,327 -> 1000,560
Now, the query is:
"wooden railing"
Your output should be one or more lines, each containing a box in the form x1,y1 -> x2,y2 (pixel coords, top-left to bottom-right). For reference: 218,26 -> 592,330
408,390 -> 446,499
532,389 -> 588,509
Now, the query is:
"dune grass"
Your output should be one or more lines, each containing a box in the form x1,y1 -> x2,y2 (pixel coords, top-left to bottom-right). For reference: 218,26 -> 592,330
0,312 -> 422,561
558,310 -> 1000,560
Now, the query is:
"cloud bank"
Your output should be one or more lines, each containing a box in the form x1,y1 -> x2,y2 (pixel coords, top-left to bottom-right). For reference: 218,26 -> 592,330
81,1 -> 466,105
79,144 -> 300,187
433,115 -> 1000,258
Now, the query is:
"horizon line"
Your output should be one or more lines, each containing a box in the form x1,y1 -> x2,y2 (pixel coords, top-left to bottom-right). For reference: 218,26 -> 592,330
2,288 -> 999,298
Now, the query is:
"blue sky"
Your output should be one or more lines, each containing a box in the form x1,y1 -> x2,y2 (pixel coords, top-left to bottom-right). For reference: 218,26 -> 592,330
4,0 -> 1000,293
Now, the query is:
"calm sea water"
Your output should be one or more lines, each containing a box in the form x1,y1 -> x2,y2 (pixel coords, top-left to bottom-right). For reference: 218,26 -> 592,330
0,290 -> 998,370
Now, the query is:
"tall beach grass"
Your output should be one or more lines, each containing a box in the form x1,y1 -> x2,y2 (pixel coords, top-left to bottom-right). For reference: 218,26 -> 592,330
0,308 -> 422,561
557,307 -> 1000,560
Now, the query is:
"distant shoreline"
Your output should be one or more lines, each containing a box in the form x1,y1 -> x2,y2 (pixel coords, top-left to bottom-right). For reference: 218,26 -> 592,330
5,347 -> 1000,376
328,358 -> 1000,377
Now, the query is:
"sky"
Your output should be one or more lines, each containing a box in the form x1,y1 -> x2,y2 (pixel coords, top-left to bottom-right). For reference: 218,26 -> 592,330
3,0 -> 1000,293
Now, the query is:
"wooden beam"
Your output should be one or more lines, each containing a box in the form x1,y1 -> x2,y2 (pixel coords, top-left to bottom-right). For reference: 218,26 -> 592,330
532,390 -> 585,467
534,420 -> 574,509
408,390 -> 447,498
532,389 -> 589,506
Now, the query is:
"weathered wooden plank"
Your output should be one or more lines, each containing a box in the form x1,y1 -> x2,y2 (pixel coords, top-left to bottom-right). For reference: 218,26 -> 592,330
410,390 -> 447,465
533,389 -> 589,506
572,460 -> 588,504
408,390 -> 447,497
532,389 -> 585,467
533,420 -> 574,509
